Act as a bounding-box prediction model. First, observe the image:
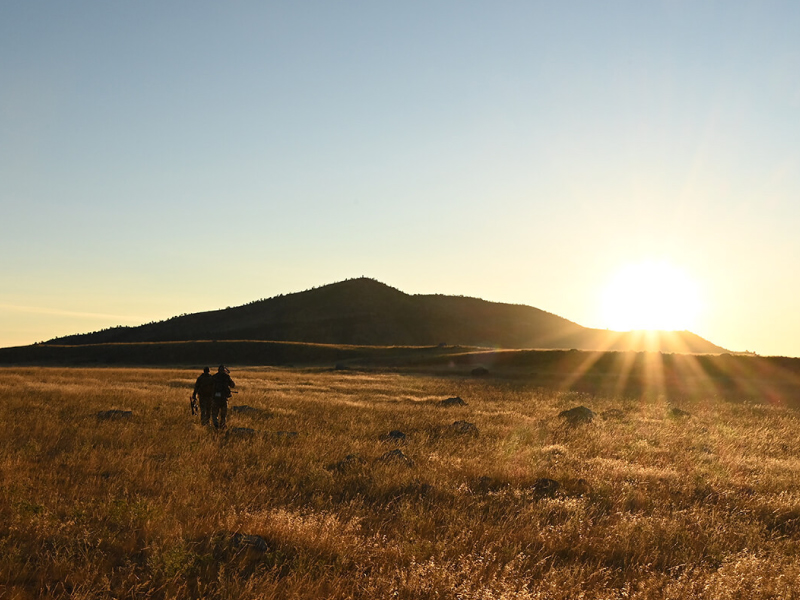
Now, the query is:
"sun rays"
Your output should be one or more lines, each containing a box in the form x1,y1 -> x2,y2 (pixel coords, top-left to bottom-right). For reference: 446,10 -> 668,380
554,338 -> 800,410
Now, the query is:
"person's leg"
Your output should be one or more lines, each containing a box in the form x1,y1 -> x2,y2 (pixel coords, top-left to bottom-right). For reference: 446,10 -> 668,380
218,401 -> 228,429
212,398 -> 221,428
200,397 -> 211,426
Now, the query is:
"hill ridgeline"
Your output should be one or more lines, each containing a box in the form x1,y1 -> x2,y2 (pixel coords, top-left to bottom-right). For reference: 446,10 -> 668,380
44,278 -> 726,354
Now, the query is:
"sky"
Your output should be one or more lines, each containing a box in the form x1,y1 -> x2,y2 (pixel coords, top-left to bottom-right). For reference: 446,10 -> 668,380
1,2 -> 799,356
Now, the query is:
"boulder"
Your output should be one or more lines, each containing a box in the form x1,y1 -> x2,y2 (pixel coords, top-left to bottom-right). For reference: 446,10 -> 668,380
377,448 -> 414,467
231,533 -> 268,553
96,410 -> 132,420
558,406 -> 595,425
531,478 -> 560,498
327,453 -> 367,473
471,366 -> 489,377
439,396 -> 467,407
380,430 -> 407,443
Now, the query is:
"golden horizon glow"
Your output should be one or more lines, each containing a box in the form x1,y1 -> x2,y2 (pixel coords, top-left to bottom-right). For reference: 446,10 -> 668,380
601,260 -> 703,332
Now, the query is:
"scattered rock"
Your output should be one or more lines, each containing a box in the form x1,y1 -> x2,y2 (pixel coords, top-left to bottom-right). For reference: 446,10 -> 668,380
439,396 -> 467,407
231,533 -> 268,553
450,421 -> 478,436
471,366 -> 489,377
228,427 -> 257,436
670,407 -> 691,418
569,478 -> 591,496
230,405 -> 270,417
380,430 -> 407,443
377,448 -> 414,467
96,410 -> 132,420
327,453 -> 367,473
531,478 -> 560,498
558,406 -> 595,425
601,408 -> 626,420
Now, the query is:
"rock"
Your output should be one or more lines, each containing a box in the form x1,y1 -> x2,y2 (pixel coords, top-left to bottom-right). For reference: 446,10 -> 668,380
231,533 -> 268,553
380,430 -> 407,443
409,481 -> 434,497
569,478 -> 591,496
96,410 -> 132,419
473,476 -> 509,493
377,448 -> 414,467
384,480 -> 435,499
439,396 -> 467,407
327,453 -> 367,473
558,406 -> 595,425
670,407 -> 691,418
471,366 -> 489,377
531,478 -> 560,498
450,421 -> 478,435
228,427 -> 257,436
230,405 -> 269,416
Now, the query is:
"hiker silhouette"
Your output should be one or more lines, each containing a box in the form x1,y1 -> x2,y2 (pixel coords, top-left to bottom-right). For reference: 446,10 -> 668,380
210,365 -> 235,429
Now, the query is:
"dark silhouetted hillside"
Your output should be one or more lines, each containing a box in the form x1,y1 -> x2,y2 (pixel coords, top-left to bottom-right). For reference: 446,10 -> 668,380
41,278 -> 726,353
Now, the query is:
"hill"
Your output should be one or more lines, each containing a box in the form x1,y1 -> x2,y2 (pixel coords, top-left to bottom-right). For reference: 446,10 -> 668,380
42,278 -> 726,353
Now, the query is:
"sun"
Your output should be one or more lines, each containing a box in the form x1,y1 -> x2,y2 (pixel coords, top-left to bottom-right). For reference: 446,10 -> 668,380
601,260 -> 702,331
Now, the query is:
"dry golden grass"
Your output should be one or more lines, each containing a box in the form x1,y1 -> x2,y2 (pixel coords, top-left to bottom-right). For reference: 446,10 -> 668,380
1,366 -> 800,599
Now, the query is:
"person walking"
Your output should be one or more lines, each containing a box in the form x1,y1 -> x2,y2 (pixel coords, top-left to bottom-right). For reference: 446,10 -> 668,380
211,364 -> 236,429
192,367 -> 215,426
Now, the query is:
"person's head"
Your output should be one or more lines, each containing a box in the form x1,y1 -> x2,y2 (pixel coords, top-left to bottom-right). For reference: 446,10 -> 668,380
203,367 -> 210,374
218,364 -> 228,373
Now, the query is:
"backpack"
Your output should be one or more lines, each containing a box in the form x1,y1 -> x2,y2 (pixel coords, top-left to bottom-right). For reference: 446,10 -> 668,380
212,373 -> 232,399
196,373 -> 215,396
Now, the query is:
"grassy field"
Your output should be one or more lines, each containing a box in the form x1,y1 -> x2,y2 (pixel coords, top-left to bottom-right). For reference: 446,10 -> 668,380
2,366 -> 800,599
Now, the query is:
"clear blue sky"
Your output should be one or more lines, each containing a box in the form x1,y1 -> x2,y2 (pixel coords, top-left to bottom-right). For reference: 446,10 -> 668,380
2,2 -> 799,356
